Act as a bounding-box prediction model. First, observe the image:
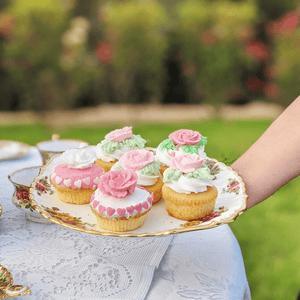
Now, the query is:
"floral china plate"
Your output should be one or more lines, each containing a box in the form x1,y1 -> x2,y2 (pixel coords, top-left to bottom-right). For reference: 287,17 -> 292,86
0,265 -> 31,299
0,141 -> 31,161
29,154 -> 248,237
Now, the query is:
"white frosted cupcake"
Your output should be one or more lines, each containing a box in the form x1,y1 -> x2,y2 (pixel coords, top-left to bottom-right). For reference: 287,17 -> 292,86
94,126 -> 147,172
156,129 -> 207,174
111,149 -> 162,204
90,169 -> 153,232
162,153 -> 218,221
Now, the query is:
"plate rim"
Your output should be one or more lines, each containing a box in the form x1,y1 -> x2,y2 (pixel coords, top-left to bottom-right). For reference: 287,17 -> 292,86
0,140 -> 31,161
29,154 -> 248,237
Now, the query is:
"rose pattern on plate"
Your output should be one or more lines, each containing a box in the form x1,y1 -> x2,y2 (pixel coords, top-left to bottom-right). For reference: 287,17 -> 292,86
181,206 -> 229,228
222,178 -> 240,195
15,186 -> 35,212
35,176 -> 54,196
42,206 -> 95,228
205,159 -> 221,177
0,269 -> 11,290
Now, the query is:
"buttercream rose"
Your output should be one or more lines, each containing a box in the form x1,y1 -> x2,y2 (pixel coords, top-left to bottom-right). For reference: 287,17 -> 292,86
105,126 -> 133,143
119,149 -> 154,171
61,148 -> 96,169
98,169 -> 138,198
170,153 -> 204,173
169,129 -> 201,147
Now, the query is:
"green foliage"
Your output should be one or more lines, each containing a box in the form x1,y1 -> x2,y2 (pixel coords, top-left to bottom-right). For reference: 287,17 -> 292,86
0,0 -> 299,109
2,0 -> 102,110
3,0 -> 68,110
102,0 -> 169,103
255,0 -> 298,19
273,28 -> 300,105
172,0 -> 258,105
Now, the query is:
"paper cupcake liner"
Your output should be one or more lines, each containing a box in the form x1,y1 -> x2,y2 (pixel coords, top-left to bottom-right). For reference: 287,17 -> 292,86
92,211 -> 147,232
141,176 -> 163,205
162,185 -> 218,220
51,179 -> 95,204
95,159 -> 117,172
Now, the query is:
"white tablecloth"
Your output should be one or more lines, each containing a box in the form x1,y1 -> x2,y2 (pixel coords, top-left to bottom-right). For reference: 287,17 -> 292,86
0,147 -> 251,300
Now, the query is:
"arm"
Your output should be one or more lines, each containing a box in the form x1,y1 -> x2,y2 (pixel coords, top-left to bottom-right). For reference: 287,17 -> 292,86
231,95 -> 300,209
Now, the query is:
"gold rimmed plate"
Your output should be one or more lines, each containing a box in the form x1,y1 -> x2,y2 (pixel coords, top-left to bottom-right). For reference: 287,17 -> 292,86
29,154 -> 247,237
0,141 -> 31,161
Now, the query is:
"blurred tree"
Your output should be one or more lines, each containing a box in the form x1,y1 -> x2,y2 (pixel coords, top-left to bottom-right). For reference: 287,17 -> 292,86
2,0 -> 69,110
228,0 -> 299,105
102,0 -> 169,104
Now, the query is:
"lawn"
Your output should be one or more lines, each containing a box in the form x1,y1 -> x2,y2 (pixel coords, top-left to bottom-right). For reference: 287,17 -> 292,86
1,119 -> 300,299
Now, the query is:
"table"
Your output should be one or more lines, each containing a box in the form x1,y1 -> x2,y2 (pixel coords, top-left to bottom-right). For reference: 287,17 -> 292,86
0,147 -> 251,300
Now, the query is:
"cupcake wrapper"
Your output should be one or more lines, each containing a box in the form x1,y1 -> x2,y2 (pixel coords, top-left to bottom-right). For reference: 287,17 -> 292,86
95,159 -> 117,172
51,179 -> 95,204
162,185 -> 218,221
140,176 -> 163,205
92,211 -> 147,232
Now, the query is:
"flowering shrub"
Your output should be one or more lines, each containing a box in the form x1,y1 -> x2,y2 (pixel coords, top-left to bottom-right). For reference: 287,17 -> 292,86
0,0 -> 299,109
271,11 -> 300,105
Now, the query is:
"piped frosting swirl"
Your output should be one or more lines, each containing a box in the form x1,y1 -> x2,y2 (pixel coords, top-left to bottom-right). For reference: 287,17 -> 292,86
111,149 -> 161,186
156,129 -> 207,167
95,127 -> 147,162
163,153 -> 213,194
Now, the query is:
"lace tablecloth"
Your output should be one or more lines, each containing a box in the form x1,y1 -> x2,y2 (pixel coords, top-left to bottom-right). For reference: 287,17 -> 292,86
0,147 -> 251,300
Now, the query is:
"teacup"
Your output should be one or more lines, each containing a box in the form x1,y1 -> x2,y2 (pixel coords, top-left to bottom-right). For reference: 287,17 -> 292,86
36,134 -> 89,164
8,166 -> 52,224
0,264 -> 31,299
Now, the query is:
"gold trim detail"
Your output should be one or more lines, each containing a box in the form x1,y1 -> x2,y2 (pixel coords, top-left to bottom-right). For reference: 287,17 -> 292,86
8,166 -> 42,189
29,155 -> 248,238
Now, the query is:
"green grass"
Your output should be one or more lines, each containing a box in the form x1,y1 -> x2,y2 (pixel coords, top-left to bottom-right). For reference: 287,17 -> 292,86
1,119 -> 300,299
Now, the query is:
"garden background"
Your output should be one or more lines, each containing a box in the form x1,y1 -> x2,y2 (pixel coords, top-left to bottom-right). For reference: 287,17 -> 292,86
1,0 -> 300,299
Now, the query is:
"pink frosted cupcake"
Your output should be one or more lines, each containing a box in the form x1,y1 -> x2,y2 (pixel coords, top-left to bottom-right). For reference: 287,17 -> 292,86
50,147 -> 104,204
156,129 -> 207,174
90,169 -> 153,232
112,149 -> 163,204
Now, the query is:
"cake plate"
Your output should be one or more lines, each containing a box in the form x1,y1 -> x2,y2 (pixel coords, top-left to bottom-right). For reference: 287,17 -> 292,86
29,154 -> 247,237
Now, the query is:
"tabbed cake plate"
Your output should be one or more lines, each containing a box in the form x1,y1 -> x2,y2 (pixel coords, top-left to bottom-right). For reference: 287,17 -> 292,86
29,154 -> 248,237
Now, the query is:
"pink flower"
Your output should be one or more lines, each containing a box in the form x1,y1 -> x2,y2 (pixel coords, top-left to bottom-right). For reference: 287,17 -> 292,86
245,40 -> 270,62
169,129 -> 201,147
170,153 -> 205,173
98,169 -> 138,198
95,41 -> 113,64
105,126 -> 133,143
246,76 -> 264,93
263,82 -> 280,98
119,149 -> 153,171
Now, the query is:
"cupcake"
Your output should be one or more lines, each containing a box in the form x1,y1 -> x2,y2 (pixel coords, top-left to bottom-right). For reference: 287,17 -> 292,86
111,149 -> 163,204
162,153 -> 218,221
94,126 -> 147,172
50,147 -> 104,204
90,169 -> 153,232
156,129 -> 207,174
